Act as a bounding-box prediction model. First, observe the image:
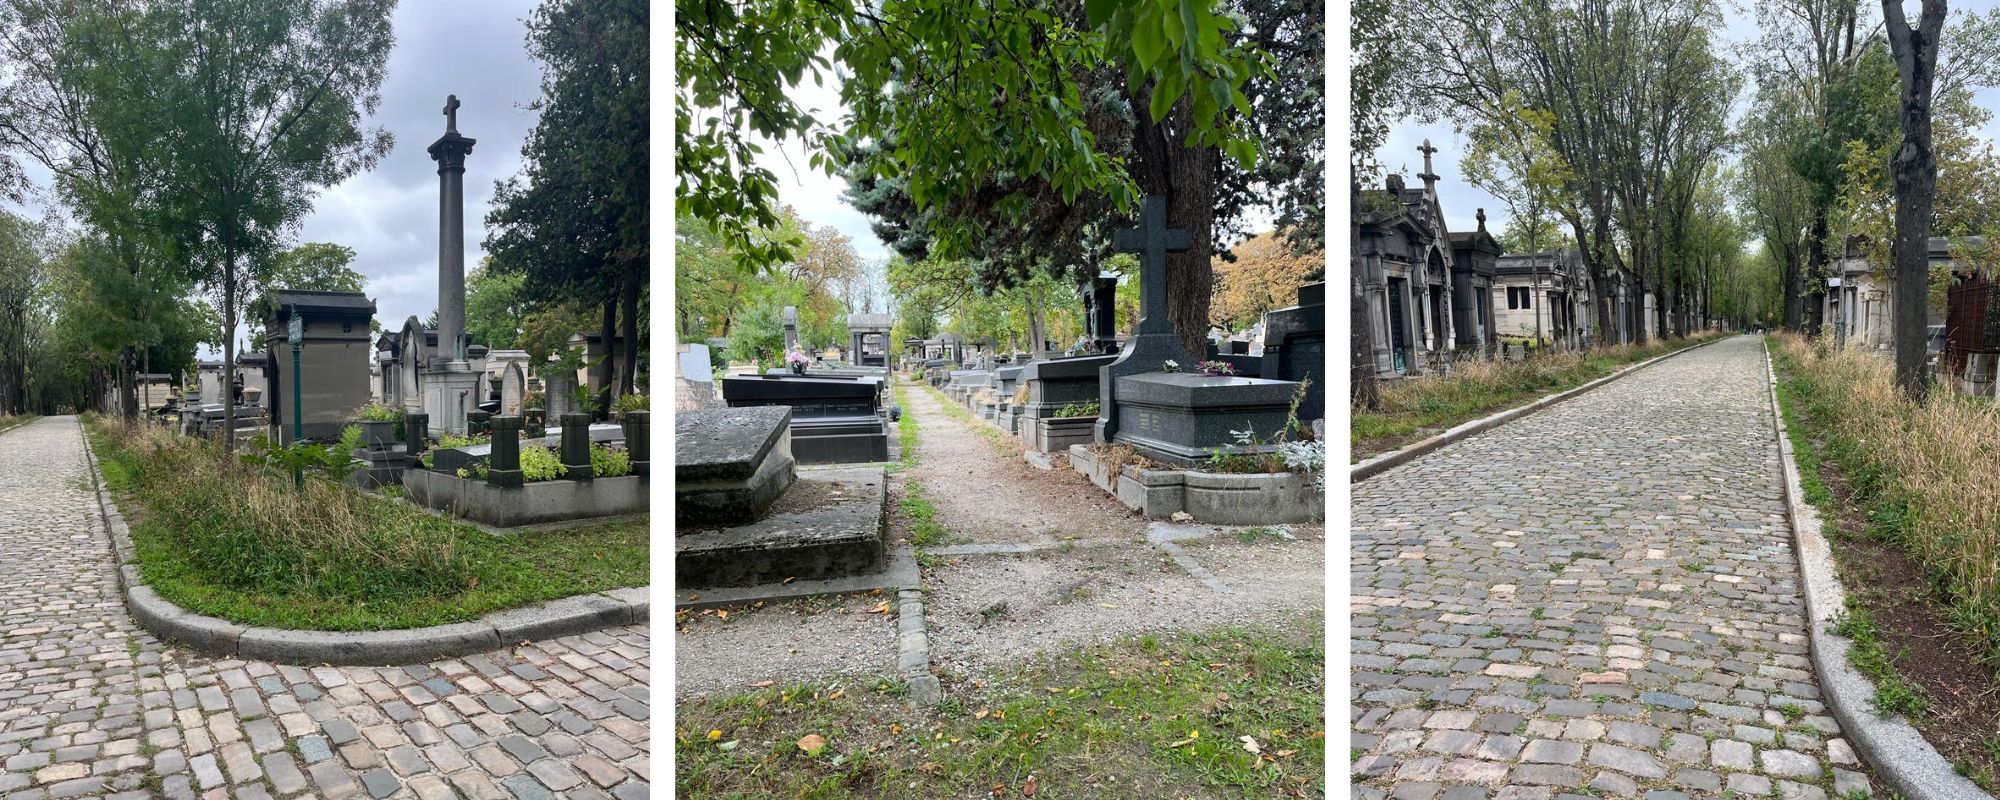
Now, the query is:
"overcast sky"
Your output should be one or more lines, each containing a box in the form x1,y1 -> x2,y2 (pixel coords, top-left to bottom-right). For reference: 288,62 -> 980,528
1376,0 -> 2000,242
7,0 -> 549,358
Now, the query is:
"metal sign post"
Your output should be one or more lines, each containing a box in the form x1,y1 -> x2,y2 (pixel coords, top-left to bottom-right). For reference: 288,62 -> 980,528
288,307 -> 303,490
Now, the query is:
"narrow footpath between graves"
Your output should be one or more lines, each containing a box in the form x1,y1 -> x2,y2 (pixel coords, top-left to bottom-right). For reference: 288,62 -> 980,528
674,376 -> 1325,696
1351,335 -> 1880,799
0,416 -> 651,800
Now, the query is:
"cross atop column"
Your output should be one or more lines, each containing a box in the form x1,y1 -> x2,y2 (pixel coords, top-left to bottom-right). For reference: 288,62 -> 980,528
1418,138 -> 1440,185
443,95 -> 460,133
1112,195 -> 1192,336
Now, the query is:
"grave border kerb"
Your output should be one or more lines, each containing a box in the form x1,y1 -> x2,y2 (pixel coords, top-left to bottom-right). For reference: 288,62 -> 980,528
1349,334 -> 1727,483
76,426 -> 651,667
1759,338 -> 1992,800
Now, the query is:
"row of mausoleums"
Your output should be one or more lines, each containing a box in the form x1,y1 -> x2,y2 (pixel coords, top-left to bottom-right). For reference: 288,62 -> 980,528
1352,142 -> 1657,379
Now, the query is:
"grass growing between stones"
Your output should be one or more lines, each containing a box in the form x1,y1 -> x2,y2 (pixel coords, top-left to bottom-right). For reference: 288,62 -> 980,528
1351,331 -> 1720,459
676,621 -> 1325,799
923,382 -> 1017,453
86,417 -> 646,631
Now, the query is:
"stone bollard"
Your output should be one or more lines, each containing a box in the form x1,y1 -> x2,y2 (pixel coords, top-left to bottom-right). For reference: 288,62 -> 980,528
487,415 -> 523,488
620,410 -> 649,477
560,412 -> 593,480
404,412 -> 429,467
468,410 -> 491,436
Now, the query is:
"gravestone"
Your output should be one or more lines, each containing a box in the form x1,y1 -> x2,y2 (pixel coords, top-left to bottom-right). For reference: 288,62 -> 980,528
676,406 -> 796,525
1259,281 -> 1326,423
722,374 -> 889,463
545,370 -> 577,425
1095,195 -> 1193,443
1082,273 -> 1119,352
1111,372 -> 1299,466
1019,354 -> 1115,452
500,362 -> 527,415
782,306 -> 800,353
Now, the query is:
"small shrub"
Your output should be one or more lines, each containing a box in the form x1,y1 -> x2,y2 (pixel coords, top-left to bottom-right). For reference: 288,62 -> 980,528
1054,401 -> 1100,419
351,403 -> 404,423
613,393 -> 649,413
520,445 -> 566,482
591,443 -> 632,478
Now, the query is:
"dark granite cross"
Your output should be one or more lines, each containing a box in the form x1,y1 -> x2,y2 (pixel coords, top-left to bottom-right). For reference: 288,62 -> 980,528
1112,195 -> 1192,336
443,95 -> 460,133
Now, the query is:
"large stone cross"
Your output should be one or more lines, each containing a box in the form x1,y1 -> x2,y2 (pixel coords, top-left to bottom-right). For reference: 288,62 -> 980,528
443,94 -> 460,133
1112,195 -> 1191,336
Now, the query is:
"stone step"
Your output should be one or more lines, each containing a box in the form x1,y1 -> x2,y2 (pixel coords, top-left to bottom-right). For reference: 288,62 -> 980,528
675,466 -> 887,589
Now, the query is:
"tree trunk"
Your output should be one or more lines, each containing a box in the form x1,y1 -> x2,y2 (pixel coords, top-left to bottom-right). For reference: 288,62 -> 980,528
1126,85 -> 1219,360
597,295 -> 616,418
618,269 -> 639,396
221,264 -> 237,454
1885,0 -> 1945,401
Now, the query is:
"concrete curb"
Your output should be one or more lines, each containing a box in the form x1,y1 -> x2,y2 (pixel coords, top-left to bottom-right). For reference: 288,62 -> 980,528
78,424 -> 650,666
1760,339 -> 1992,800
1350,335 -> 1726,483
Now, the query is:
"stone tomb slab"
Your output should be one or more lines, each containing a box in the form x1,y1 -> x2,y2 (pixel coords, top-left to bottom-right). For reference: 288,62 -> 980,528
676,466 -> 887,589
1111,372 -> 1300,466
675,406 -> 797,525
721,375 -> 891,464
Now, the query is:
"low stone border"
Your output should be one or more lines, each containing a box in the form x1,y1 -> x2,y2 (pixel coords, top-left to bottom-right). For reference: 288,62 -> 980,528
1760,340 -> 1990,800
1350,335 -> 1725,482
79,429 -> 650,666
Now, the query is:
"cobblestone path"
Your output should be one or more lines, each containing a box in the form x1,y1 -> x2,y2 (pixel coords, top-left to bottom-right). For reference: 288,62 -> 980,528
0,417 -> 650,800
1351,337 -> 1872,800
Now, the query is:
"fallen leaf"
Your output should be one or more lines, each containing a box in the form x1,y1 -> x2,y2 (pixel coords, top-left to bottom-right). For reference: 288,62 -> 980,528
868,601 -> 891,614
1240,735 -> 1261,754
706,729 -> 722,741
1167,730 -> 1200,748
1023,775 -> 1038,796
716,609 -> 729,620
718,740 -> 739,751
974,708 -> 990,720
825,688 -> 845,701
749,680 -> 775,688
990,785 -> 1007,797
797,734 -> 828,756
918,762 -> 940,773
783,576 -> 797,585
1276,748 -> 1298,757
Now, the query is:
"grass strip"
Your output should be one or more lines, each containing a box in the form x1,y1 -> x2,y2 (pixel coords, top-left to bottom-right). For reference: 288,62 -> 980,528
87,416 -> 646,631
676,621 -> 1325,800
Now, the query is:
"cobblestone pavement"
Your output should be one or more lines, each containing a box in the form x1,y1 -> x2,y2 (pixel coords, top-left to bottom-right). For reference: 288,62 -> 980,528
1352,337 -> 1873,800
0,417 -> 650,800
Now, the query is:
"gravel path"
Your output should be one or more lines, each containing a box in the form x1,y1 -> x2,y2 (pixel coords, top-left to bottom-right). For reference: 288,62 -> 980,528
0,417 -> 649,800
674,376 -> 1326,698
902,382 -> 1142,545
1351,336 -> 1874,799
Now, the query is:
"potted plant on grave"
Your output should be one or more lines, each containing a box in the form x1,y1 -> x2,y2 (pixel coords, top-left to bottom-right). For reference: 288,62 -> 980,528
1197,360 -> 1236,377
785,345 -> 811,375
351,403 -> 404,451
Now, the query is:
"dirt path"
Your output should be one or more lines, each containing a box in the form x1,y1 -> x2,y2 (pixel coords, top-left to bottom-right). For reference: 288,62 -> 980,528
901,380 -> 1143,545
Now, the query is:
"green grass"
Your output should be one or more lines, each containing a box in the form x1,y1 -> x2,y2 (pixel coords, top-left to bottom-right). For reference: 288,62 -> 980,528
898,483 -> 957,549
88,417 -> 646,631
889,380 -> 919,473
676,622 -> 1325,800
1831,603 -> 1931,718
923,382 -> 1013,451
1352,333 -> 1719,458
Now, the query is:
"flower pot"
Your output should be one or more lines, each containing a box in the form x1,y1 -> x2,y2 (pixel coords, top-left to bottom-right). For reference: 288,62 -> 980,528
790,363 -> 807,376
359,420 -> 398,451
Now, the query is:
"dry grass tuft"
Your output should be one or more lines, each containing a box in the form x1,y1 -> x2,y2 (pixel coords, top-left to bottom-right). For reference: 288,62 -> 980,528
1775,333 -> 2000,664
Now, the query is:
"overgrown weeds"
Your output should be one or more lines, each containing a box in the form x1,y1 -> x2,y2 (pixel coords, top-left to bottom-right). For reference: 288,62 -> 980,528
1773,333 -> 2000,668
87,416 -> 645,630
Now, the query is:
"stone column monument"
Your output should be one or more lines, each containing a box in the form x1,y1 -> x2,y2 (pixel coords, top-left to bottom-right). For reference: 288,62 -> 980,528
421,94 -> 484,435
